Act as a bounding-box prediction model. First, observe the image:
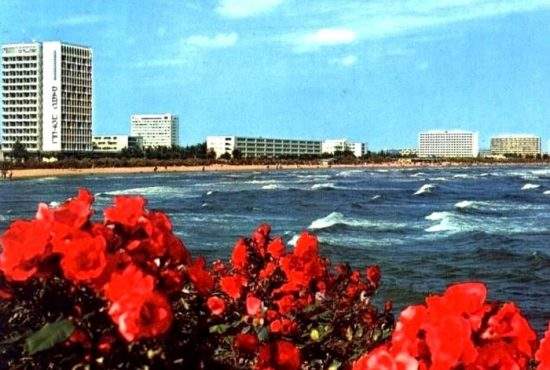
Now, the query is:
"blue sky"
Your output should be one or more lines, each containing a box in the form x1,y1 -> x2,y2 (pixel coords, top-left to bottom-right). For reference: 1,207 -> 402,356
1,0 -> 549,150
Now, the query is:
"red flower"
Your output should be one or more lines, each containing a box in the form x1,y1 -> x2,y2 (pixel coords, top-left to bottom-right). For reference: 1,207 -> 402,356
536,323 -> 550,370
187,258 -> 214,295
104,195 -> 147,229
36,188 -> 93,237
104,264 -> 155,302
109,291 -> 172,341
56,233 -> 107,282
246,294 -> 262,316
275,295 -> 296,315
269,318 -> 297,335
482,302 -> 537,357
234,333 -> 259,353
293,231 -> 318,259
366,265 -> 381,288
252,224 -> 271,251
207,296 -> 226,316
352,346 -> 418,370
231,239 -> 248,271
267,237 -> 285,259
220,274 -> 246,299
0,220 -> 50,281
274,340 -> 301,370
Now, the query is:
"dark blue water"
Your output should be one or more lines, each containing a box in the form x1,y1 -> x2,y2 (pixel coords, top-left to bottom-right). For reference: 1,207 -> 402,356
1,166 -> 549,333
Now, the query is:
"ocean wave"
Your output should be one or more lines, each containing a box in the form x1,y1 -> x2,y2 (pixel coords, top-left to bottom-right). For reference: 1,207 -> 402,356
414,183 -> 435,195
311,183 -> 335,190
206,190 -> 214,195
425,210 -> 548,235
262,184 -> 279,190
429,177 -> 447,181
49,201 -> 60,207
453,173 -> 475,179
287,234 -> 299,246
101,186 -> 194,198
371,195 -> 381,200
544,190 -> 550,195
335,170 -> 363,177
308,212 -> 405,231
410,172 -> 425,178
521,183 -> 540,190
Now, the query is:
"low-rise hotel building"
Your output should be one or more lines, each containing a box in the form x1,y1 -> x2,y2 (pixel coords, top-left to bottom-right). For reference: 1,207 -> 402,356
130,113 -> 179,148
418,130 -> 479,158
321,139 -> 367,157
92,135 -> 142,153
1,41 -> 93,152
206,136 -> 367,158
490,135 -> 541,157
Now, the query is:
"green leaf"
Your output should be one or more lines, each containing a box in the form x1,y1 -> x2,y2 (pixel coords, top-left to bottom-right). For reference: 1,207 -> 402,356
25,319 -> 75,355
209,324 -> 230,334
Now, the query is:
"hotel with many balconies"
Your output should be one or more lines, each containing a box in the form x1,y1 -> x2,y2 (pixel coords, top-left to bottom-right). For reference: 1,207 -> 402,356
1,41 -> 93,152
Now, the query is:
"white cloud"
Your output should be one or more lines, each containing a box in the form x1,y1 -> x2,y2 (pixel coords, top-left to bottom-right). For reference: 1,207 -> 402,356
216,0 -> 284,18
331,54 -> 358,67
184,32 -> 239,48
286,27 -> 357,52
280,0 -> 550,52
52,14 -> 106,27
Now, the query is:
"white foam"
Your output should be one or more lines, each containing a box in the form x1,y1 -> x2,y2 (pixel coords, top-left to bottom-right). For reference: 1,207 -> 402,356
308,211 -> 404,231
455,200 -> 474,209
206,190 -> 213,195
410,172 -> 425,178
48,201 -> 60,207
521,183 -> 540,190
311,183 -> 335,190
429,177 -> 447,181
262,184 -> 278,190
414,184 -> 435,195
371,195 -> 381,200
544,190 -> 550,195
287,234 -> 299,246
425,211 -> 453,221
453,173 -> 473,179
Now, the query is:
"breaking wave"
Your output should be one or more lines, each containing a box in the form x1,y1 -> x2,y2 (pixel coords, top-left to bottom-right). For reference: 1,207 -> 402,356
311,183 -> 335,190
414,184 -> 435,195
521,183 -> 540,190
308,212 -> 405,231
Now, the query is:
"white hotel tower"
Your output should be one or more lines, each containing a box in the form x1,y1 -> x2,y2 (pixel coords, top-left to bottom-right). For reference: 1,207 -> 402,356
418,130 -> 479,158
1,41 -> 92,152
131,114 -> 179,148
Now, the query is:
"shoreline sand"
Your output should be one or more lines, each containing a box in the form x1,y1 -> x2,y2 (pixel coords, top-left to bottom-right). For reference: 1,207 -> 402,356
4,161 -> 548,181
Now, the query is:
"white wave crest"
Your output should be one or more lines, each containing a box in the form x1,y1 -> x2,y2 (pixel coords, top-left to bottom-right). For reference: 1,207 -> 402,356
425,211 -> 453,221
287,234 -> 299,246
308,212 -> 404,231
311,183 -> 335,190
262,184 -> 279,190
521,183 -> 540,190
414,184 -> 435,195
49,201 -> 60,207
371,195 -> 381,200
544,190 -> 550,195
455,200 -> 475,209
410,172 -> 425,178
206,190 -> 214,195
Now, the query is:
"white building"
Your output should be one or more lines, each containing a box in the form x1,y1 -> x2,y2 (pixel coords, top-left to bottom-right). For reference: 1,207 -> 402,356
321,139 -> 367,157
130,113 -> 179,148
92,135 -> 142,152
206,136 -> 367,158
418,130 -> 479,158
1,41 -> 93,152
490,135 -> 541,157
206,136 -> 321,158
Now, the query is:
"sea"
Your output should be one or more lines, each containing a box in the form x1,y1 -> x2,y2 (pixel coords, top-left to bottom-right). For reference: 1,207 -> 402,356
0,165 -> 549,333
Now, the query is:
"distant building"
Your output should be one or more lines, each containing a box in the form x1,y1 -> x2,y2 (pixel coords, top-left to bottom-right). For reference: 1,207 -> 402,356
130,114 -> 179,148
92,135 -> 142,153
1,41 -> 93,152
206,136 -> 367,158
321,139 -> 367,157
418,130 -> 479,158
206,136 -> 321,158
490,135 -> 541,157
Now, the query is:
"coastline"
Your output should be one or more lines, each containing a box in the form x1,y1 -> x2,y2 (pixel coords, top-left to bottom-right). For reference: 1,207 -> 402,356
6,161 -> 549,180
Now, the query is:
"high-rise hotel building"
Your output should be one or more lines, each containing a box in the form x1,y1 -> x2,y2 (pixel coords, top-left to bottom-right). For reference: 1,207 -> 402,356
490,135 -> 541,157
130,114 -> 179,148
418,130 -> 479,158
1,41 -> 92,152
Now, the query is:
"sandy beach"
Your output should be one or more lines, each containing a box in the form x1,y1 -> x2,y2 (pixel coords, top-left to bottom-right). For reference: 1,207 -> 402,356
6,160 -> 546,180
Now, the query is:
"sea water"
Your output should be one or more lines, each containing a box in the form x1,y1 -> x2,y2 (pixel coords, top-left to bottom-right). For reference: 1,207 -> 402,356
0,165 -> 549,333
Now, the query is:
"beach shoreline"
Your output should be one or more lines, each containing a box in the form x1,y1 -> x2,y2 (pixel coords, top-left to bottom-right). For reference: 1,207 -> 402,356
5,161 -> 549,180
